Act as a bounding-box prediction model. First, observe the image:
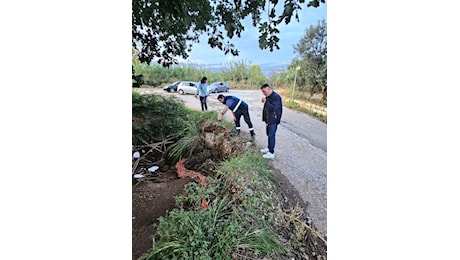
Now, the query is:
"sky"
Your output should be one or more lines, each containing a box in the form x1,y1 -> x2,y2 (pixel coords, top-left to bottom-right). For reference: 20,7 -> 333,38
184,2 -> 327,68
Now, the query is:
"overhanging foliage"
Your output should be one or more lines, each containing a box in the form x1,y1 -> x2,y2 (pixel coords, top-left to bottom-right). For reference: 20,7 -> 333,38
132,0 -> 326,66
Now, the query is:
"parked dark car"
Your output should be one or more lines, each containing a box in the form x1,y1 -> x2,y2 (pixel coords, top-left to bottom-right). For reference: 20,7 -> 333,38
207,82 -> 230,93
162,81 -> 181,92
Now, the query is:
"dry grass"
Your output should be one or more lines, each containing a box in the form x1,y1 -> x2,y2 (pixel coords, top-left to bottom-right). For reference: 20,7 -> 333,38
276,87 -> 324,104
228,81 -> 257,90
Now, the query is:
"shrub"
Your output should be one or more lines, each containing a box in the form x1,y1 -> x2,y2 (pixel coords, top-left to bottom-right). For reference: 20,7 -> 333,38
132,92 -> 188,145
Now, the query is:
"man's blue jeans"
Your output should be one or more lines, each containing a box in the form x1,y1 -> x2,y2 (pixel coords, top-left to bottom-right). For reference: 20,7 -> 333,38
266,123 -> 278,154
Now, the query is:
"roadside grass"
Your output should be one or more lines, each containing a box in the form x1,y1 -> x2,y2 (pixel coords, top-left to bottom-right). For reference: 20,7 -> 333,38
285,100 -> 327,124
133,91 -> 236,157
144,151 -> 287,260
277,87 -> 327,107
275,87 -> 327,123
143,149 -> 326,260
167,111 -> 211,160
167,109 -> 239,161
133,90 -> 327,259
132,91 -> 189,145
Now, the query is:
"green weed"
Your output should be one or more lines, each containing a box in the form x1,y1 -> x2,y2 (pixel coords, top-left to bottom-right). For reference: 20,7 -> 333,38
219,152 -> 280,190
147,197 -> 240,260
146,151 -> 287,259
166,109 -> 217,160
132,92 -> 189,145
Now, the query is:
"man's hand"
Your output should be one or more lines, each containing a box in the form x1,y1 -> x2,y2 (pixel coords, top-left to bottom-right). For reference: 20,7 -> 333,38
217,113 -> 223,121
261,97 -> 266,103
195,95 -> 198,99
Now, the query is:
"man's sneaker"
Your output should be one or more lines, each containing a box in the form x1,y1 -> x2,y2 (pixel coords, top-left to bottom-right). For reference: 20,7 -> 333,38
260,148 -> 269,153
263,152 -> 275,159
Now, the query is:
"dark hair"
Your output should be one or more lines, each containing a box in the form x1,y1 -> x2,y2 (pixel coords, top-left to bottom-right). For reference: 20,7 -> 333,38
217,94 -> 225,100
201,76 -> 207,83
261,83 -> 270,89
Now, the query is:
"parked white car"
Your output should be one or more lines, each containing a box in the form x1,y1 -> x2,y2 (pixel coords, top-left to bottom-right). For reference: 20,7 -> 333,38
177,81 -> 199,95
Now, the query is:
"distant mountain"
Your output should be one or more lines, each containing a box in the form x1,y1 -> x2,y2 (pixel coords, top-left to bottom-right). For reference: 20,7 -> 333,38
202,63 -> 289,77
259,63 -> 289,76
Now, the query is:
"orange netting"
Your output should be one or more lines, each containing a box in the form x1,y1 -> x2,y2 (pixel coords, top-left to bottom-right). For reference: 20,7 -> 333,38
175,158 -> 208,211
175,158 -> 207,186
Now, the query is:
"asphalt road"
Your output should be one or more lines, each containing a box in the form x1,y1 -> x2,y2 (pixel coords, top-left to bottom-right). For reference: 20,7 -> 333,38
137,88 -> 327,235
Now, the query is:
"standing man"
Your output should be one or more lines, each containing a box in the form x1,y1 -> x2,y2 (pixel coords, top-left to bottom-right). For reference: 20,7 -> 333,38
260,83 -> 282,159
195,76 -> 209,111
217,94 -> 255,139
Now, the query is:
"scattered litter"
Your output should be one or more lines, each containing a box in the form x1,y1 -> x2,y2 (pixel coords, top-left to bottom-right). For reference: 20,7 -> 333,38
201,198 -> 208,211
148,165 -> 160,172
133,173 -> 144,179
133,151 -> 140,159
246,188 -> 254,196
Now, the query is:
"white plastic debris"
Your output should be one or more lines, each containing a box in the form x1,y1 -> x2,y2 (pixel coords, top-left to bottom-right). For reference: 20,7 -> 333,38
133,173 -> 144,179
148,165 -> 160,172
133,151 -> 140,159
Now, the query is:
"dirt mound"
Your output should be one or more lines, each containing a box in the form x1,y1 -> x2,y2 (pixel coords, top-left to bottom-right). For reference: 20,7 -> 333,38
201,122 -> 248,160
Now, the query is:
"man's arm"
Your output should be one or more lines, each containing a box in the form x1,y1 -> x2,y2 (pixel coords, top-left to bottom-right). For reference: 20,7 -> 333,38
218,105 -> 236,121
217,106 -> 229,121
274,95 -> 283,123
221,105 -> 229,115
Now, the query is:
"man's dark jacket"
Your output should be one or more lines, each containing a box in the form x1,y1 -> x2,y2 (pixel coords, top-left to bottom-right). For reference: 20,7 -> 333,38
262,91 -> 282,124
